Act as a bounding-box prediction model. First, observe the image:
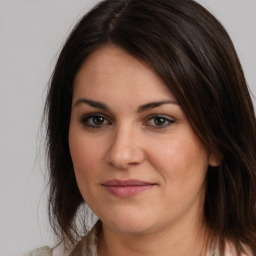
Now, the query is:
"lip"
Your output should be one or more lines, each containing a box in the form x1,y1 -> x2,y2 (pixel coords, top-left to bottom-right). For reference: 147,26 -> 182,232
102,179 -> 156,197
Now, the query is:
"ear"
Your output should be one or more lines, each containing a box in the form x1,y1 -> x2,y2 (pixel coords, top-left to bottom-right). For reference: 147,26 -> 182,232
208,152 -> 222,167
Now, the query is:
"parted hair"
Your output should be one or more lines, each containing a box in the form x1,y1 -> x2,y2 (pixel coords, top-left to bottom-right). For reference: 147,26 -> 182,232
45,0 -> 256,255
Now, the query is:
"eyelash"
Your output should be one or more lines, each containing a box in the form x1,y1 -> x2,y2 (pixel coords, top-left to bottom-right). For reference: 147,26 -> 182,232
81,113 -> 111,128
143,114 -> 175,128
80,114 -> 175,129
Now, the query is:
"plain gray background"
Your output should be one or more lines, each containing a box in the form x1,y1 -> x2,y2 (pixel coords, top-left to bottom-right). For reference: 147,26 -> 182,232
0,1 -> 255,255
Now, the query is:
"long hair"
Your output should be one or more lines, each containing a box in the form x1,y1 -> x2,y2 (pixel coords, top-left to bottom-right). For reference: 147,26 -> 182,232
45,0 -> 256,254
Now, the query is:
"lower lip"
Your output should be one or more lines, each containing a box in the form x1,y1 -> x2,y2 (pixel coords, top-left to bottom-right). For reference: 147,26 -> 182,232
103,185 -> 154,197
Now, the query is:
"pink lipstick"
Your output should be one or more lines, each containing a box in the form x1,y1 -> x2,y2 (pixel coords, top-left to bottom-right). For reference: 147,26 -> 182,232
102,179 -> 155,197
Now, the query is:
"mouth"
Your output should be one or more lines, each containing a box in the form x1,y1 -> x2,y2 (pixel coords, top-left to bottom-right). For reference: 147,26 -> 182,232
102,179 -> 156,197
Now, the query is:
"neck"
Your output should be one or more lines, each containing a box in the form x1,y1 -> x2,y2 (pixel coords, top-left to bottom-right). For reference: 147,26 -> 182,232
97,215 -> 208,256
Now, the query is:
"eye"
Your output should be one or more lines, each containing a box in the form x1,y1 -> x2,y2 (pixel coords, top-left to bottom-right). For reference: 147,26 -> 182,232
81,114 -> 111,128
143,115 -> 175,128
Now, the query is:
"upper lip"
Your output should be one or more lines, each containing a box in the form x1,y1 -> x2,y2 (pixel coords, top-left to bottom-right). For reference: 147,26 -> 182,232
102,179 -> 156,186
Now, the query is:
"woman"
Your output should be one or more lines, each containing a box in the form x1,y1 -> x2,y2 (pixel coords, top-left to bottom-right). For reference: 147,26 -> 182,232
25,0 -> 256,255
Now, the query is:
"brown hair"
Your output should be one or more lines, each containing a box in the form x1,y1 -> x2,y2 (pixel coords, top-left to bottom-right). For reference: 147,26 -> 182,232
45,0 -> 256,254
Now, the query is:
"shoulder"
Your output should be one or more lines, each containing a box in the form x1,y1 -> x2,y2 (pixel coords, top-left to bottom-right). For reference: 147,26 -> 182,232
23,243 -> 72,256
22,221 -> 100,256
23,246 -> 53,256
225,243 -> 253,256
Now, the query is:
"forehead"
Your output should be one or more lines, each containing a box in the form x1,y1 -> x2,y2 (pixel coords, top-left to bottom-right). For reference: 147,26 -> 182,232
73,45 -> 175,104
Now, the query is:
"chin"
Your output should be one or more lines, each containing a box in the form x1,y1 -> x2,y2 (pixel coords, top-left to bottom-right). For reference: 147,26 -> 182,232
99,208 -> 158,235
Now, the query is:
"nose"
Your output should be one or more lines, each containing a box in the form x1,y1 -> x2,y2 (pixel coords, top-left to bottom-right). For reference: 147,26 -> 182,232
106,126 -> 145,169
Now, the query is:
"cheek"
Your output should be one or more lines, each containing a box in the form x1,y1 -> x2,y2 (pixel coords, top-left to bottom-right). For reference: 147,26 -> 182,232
148,136 -> 208,212
69,129 -> 104,180
68,130 -> 106,207
146,135 -> 209,183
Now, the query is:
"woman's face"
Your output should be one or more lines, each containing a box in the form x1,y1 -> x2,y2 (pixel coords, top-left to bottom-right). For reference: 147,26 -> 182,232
69,45 -> 217,236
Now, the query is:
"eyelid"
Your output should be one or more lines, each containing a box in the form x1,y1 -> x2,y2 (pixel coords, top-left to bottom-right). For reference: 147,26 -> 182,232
80,113 -> 112,128
143,114 -> 175,128
79,112 -> 175,129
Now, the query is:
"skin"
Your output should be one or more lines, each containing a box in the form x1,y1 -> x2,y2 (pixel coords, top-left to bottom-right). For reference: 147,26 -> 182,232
69,45 -> 218,256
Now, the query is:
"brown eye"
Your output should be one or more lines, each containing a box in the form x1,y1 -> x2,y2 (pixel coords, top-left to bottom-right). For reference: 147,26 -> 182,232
92,116 -> 105,125
81,114 -> 110,128
154,117 -> 167,126
144,115 -> 175,128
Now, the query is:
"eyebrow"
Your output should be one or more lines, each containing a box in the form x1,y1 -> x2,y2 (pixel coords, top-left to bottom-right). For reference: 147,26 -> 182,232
74,98 -> 179,112
74,98 -> 110,111
138,100 -> 179,112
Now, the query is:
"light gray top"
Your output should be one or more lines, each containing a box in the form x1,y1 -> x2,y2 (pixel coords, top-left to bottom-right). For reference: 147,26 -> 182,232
24,222 -> 250,256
